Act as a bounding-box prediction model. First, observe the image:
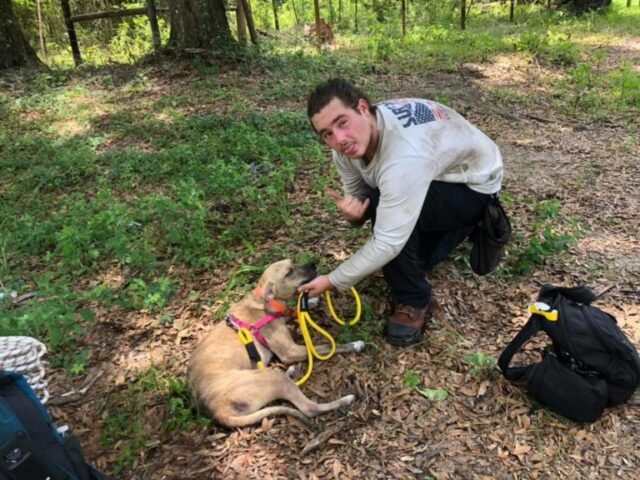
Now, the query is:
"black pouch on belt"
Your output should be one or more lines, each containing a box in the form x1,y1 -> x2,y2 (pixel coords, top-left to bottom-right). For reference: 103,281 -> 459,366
470,194 -> 511,275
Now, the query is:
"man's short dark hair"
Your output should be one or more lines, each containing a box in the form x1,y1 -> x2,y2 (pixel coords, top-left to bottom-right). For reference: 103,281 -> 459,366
307,78 -> 376,122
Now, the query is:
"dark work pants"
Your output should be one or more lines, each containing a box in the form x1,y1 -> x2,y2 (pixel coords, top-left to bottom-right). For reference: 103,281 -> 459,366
368,181 -> 491,309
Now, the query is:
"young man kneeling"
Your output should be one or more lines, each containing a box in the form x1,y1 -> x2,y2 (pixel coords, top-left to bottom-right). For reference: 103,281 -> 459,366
299,78 -> 504,346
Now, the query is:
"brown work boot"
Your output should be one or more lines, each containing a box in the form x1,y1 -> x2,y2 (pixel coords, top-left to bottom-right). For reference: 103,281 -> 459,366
386,304 -> 428,346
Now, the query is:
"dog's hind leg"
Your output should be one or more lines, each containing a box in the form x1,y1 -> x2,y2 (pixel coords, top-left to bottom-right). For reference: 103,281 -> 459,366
217,369 -> 355,427
223,406 -> 311,428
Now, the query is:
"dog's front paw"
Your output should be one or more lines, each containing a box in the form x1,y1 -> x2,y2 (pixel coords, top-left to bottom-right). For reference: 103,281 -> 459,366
351,340 -> 365,353
286,365 -> 303,380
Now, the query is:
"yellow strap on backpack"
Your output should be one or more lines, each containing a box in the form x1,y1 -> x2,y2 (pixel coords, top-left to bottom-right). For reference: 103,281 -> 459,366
528,302 -> 558,321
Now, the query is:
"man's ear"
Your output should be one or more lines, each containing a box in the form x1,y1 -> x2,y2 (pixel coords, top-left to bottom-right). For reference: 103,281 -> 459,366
357,98 -> 370,115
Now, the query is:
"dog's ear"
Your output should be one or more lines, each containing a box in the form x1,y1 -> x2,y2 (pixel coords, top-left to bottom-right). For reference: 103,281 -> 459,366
262,281 -> 278,313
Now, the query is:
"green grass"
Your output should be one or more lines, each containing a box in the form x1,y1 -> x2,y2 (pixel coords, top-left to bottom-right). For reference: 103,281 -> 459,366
100,367 -> 209,474
0,80 -> 324,356
403,371 -> 448,401
463,352 -> 498,379
2,0 -> 633,355
501,199 -> 583,277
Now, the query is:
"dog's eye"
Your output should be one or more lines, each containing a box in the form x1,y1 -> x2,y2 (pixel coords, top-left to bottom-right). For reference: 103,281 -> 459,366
285,268 -> 294,277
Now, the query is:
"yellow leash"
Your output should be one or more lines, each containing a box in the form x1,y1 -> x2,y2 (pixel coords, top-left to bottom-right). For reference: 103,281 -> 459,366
295,287 -> 361,386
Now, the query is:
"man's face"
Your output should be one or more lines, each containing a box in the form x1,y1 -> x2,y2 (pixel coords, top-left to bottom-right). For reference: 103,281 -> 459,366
311,97 -> 374,159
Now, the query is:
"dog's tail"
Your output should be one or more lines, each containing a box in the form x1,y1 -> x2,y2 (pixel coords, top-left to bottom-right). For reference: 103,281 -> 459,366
221,406 -> 311,428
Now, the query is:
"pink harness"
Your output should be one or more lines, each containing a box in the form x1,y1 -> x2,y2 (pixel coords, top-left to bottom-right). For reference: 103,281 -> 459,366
226,312 -> 282,348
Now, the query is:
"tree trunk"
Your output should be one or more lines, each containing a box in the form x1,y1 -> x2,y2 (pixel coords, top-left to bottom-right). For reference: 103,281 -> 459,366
460,0 -> 466,30
239,0 -> 258,45
313,0 -> 321,43
271,0 -> 280,31
36,0 -> 47,57
168,0 -> 234,50
148,0 -> 162,51
236,0 -> 247,45
372,0 -> 385,22
291,0 -> 300,25
354,0 -> 358,33
0,0 -> 41,69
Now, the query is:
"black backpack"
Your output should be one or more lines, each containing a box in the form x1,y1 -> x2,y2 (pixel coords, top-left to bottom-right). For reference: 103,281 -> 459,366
0,370 -> 110,480
498,285 -> 640,423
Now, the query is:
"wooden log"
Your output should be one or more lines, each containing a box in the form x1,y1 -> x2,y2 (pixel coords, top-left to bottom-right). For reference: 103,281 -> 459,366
70,7 -> 168,23
60,0 -> 82,66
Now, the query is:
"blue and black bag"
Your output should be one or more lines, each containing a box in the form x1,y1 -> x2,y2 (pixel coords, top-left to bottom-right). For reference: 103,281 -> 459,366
0,370 -> 110,480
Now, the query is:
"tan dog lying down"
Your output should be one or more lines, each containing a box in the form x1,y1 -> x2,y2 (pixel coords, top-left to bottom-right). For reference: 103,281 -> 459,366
189,259 -> 364,427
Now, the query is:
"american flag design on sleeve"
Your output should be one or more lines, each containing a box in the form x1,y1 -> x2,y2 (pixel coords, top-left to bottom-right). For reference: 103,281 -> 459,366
380,100 -> 448,128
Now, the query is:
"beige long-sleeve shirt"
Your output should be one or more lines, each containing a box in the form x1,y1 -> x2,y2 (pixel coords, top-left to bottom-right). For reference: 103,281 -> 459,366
327,99 -> 503,290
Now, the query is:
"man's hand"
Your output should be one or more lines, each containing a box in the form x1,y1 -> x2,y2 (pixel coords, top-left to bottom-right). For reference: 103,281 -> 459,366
327,189 -> 370,222
298,275 -> 333,298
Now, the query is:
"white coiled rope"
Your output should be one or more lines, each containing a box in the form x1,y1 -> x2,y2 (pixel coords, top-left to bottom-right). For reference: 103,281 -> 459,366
0,336 -> 50,404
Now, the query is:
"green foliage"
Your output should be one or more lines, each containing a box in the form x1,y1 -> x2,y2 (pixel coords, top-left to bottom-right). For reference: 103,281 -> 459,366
514,31 -> 581,66
403,370 -> 421,389
463,352 -> 498,379
608,63 -> 640,108
66,348 -> 91,376
0,280 -> 91,351
107,15 -> 170,65
403,371 -> 448,401
522,227 -> 577,269
505,199 -> 581,277
123,278 -> 175,312
535,199 -> 562,221
165,377 -> 208,431
558,59 -> 640,118
101,367 -> 208,474
416,387 -> 449,402
2,103 -> 312,282
337,301 -> 379,345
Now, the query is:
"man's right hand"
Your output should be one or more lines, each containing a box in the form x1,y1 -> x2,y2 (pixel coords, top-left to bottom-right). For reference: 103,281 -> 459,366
326,189 -> 370,222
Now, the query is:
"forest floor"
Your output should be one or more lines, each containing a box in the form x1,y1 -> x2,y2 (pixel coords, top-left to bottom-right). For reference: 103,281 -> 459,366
20,39 -> 640,480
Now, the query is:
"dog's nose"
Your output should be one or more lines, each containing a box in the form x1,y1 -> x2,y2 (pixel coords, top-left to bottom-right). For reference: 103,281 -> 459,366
303,263 -> 317,278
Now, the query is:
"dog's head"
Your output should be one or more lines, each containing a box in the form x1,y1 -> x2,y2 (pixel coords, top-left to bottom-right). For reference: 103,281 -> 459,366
258,259 -> 317,302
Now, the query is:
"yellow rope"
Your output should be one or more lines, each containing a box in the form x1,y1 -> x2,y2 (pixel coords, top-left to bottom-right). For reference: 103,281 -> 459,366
325,287 -> 361,327
294,287 -> 361,386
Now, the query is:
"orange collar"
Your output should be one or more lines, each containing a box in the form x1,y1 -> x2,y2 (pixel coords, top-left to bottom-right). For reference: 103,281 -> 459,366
254,285 -> 298,318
